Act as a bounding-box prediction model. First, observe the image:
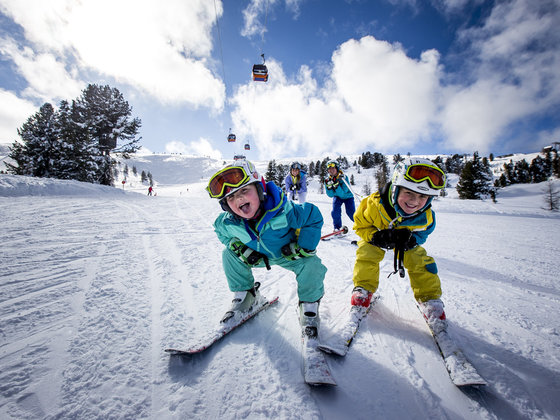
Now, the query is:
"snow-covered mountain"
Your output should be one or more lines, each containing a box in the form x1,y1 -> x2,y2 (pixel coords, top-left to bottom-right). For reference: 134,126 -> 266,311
1,153 -> 559,419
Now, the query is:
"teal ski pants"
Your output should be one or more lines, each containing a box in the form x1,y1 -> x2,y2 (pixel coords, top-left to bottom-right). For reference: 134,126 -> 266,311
222,247 -> 326,303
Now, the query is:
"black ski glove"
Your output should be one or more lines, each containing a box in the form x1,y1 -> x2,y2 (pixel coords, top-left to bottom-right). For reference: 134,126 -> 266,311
393,229 -> 417,251
370,229 -> 416,250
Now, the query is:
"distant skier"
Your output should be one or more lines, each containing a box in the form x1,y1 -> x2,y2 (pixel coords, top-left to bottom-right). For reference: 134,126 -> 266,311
206,160 -> 327,337
284,162 -> 308,203
324,160 -> 355,232
147,186 -> 153,196
351,157 -> 448,332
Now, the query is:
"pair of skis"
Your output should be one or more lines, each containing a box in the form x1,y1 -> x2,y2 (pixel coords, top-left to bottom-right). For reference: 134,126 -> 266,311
165,292 -> 335,386
165,292 -> 486,388
318,296 -> 487,387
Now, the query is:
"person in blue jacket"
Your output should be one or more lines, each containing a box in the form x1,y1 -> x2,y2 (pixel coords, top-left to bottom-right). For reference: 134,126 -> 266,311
284,162 -> 308,203
324,160 -> 356,232
206,160 -> 327,337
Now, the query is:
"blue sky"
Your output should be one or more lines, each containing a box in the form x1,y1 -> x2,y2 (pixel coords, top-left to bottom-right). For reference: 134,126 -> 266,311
1,0 -> 559,161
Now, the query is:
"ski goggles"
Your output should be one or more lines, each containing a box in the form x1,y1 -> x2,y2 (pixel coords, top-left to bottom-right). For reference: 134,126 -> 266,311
291,163 -> 301,170
327,162 -> 337,169
404,164 -> 446,189
207,166 -> 251,199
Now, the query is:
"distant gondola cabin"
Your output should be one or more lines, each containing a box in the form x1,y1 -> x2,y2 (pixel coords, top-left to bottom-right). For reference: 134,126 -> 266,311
227,134 -> 236,142
244,143 -> 250,150
252,64 -> 268,82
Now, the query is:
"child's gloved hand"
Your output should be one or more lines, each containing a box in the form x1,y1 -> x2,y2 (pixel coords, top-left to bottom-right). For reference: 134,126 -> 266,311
395,230 -> 417,250
290,185 -> 297,191
370,229 -> 397,249
325,179 -> 339,190
370,229 -> 417,250
281,242 -> 316,260
229,240 -> 265,266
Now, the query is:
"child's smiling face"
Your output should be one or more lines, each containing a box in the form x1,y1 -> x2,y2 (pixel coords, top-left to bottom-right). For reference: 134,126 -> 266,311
397,187 -> 429,215
226,184 -> 261,219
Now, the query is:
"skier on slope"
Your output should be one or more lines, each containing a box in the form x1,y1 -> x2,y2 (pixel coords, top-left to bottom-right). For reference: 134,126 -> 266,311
324,160 -> 356,233
284,162 -> 308,203
351,157 -> 448,333
206,160 -> 327,338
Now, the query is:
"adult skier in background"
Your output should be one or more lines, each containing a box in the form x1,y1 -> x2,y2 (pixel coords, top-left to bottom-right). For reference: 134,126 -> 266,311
324,160 -> 356,232
284,162 -> 308,203
206,160 -> 327,338
351,157 -> 448,333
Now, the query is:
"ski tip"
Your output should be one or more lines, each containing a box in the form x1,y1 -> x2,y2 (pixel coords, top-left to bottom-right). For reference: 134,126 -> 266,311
164,348 -> 193,356
306,379 -> 337,386
455,380 -> 488,388
317,344 -> 348,357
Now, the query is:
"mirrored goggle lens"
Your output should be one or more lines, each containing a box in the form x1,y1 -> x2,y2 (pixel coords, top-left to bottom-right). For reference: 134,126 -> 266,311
327,162 -> 337,168
291,163 -> 301,170
405,165 -> 445,188
207,167 -> 248,198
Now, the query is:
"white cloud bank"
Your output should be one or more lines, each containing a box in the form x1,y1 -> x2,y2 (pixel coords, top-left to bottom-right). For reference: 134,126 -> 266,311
0,0 -> 225,108
233,0 -> 560,159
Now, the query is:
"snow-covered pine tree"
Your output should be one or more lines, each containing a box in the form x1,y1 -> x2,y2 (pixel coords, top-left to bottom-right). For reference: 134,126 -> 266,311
457,152 -> 494,199
7,103 -> 60,178
444,154 -> 465,175
265,160 -> 277,182
529,155 -> 550,183
72,84 -> 141,185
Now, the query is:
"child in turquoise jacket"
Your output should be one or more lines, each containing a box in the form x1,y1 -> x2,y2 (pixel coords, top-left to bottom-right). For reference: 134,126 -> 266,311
207,160 -> 327,337
324,160 -> 356,231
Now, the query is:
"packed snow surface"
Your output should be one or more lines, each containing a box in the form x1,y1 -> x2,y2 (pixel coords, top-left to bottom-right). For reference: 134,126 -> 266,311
1,155 -> 559,420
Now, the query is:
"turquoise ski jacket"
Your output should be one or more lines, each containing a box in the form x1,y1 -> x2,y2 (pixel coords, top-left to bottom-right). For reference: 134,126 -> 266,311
325,172 -> 354,200
213,182 -> 324,258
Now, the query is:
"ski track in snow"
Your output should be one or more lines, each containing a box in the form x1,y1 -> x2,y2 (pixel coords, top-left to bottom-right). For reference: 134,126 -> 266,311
1,171 -> 560,420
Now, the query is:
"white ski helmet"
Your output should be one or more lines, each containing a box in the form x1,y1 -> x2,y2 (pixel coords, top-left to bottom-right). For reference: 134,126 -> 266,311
206,160 -> 265,211
389,157 -> 446,212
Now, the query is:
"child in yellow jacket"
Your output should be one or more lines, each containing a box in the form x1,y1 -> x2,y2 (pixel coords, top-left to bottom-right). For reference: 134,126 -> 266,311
351,157 -> 448,332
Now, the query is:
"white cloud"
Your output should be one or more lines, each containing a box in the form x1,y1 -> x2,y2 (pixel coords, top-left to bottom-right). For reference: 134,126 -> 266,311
0,38 -> 83,103
231,36 -> 441,159
165,138 -> 222,160
241,0 -> 303,38
445,0 -> 560,153
0,0 -> 225,109
0,89 -> 37,143
232,0 -> 560,158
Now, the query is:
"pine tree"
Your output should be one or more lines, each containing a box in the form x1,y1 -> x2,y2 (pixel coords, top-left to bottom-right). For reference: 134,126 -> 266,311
456,152 -> 494,199
514,159 -> 531,183
542,180 -> 560,211
72,84 -> 141,185
375,155 -> 390,191
6,103 -> 59,177
529,156 -> 549,183
265,160 -> 277,182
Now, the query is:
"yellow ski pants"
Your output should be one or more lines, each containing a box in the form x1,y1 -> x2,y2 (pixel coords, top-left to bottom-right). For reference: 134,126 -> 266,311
352,240 -> 442,302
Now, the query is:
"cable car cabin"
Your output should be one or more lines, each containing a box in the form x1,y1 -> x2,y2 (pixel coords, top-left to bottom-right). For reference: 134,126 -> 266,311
252,64 -> 268,82
227,134 -> 236,142
244,143 -> 250,150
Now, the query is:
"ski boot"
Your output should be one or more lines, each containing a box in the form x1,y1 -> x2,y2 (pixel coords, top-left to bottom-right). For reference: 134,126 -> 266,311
351,286 -> 373,308
418,298 -> 447,333
299,301 -> 320,339
221,283 -> 261,324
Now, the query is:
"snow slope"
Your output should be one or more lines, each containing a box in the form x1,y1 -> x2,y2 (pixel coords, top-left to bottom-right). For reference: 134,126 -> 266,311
1,158 -> 559,419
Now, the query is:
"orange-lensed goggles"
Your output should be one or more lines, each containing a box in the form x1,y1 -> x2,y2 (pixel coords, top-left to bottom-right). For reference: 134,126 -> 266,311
404,164 -> 446,189
207,167 -> 250,199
